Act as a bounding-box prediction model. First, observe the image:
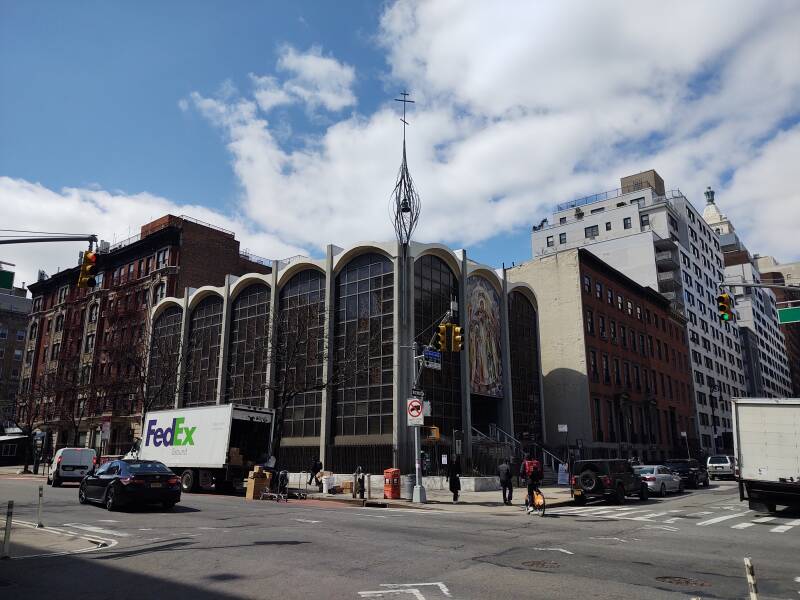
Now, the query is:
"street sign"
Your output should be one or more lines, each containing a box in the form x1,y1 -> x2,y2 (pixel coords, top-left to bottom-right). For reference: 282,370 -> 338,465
557,424 -> 568,433
407,398 -> 424,426
422,348 -> 442,371
778,306 -> 800,325
411,387 -> 425,398
680,431 -> 687,438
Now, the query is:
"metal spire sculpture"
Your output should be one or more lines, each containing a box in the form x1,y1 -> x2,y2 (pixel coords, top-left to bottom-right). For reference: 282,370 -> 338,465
390,91 -> 421,246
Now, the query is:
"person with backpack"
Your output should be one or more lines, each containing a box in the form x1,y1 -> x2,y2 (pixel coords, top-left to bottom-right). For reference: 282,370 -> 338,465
521,453 -> 543,513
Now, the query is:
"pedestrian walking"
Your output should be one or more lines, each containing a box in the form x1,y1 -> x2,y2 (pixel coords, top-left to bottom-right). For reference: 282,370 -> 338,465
308,458 -> 323,485
498,458 -> 513,505
447,455 -> 462,503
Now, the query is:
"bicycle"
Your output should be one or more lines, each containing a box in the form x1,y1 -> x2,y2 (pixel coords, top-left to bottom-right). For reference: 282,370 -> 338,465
526,486 -> 546,517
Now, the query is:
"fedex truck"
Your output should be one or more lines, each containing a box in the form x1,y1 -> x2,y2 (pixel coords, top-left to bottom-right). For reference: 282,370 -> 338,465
732,397 -> 800,513
129,404 -> 274,493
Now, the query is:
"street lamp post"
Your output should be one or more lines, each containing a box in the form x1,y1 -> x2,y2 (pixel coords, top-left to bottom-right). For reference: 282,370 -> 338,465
390,91 -> 425,503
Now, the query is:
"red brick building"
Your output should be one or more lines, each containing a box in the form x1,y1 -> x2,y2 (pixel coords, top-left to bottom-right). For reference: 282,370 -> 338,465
509,248 -> 696,463
580,250 -> 697,462
18,215 -> 271,456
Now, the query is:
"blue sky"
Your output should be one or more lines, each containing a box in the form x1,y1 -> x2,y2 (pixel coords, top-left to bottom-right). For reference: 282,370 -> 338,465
2,1 -> 799,288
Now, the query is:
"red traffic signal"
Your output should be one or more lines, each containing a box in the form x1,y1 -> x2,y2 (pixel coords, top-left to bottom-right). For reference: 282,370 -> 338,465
77,251 -> 98,288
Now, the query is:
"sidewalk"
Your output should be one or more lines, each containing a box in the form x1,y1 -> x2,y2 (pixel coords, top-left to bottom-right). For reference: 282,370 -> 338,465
0,466 -> 47,479
2,521 -> 106,559
305,485 -> 575,514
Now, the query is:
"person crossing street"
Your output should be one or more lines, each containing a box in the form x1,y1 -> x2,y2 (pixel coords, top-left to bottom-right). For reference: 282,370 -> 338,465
520,453 -> 543,513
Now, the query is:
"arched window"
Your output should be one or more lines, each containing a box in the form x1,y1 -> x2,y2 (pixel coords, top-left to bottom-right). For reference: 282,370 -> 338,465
277,270 -> 326,438
333,253 -> 394,437
509,291 -> 541,442
146,306 -> 183,410
153,282 -> 166,304
415,254 -> 461,438
225,283 -> 270,407
183,295 -> 223,407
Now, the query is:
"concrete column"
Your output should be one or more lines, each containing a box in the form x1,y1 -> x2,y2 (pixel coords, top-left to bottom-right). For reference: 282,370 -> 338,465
318,246 -> 336,468
174,288 -> 190,409
459,250 -> 473,462
535,307 -> 547,445
500,268 -> 514,437
215,277 -> 232,405
264,268 -> 279,409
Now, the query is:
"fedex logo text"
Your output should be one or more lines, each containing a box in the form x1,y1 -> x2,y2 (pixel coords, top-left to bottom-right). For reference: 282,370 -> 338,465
145,417 -> 196,447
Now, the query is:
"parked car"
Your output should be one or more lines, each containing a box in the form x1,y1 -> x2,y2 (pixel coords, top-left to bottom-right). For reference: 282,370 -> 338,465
79,459 -> 181,511
571,459 -> 649,504
634,465 -> 684,496
664,458 -> 709,489
706,455 -> 737,480
47,448 -> 97,487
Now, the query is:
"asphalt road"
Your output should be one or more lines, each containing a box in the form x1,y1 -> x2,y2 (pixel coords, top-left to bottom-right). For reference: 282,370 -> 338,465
1,477 -> 799,599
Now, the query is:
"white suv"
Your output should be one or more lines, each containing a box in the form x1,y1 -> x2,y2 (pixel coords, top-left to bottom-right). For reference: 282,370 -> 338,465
48,448 -> 97,486
707,455 -> 737,480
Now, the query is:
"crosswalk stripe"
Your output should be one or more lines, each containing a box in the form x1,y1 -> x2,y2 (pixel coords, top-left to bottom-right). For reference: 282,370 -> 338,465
731,522 -> 755,529
788,519 -> 800,526
769,524 -> 794,533
697,512 -> 752,526
62,523 -> 130,537
687,511 -> 713,517
752,517 -> 776,523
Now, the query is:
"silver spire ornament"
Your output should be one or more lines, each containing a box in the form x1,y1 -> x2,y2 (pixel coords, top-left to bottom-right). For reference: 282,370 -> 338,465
390,91 -> 421,246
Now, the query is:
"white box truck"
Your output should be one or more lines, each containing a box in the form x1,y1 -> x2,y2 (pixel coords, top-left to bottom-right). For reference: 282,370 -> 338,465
128,404 -> 274,493
732,397 -> 800,513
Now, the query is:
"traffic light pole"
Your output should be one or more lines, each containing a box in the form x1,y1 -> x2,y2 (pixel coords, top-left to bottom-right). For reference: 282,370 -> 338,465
0,235 -> 97,247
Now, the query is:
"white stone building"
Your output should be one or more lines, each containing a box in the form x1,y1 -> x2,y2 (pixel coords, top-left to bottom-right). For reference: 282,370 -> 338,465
531,170 -> 747,455
702,190 -> 793,398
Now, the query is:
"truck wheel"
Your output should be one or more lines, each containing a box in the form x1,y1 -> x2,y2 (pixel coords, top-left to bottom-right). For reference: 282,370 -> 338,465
181,469 -> 197,493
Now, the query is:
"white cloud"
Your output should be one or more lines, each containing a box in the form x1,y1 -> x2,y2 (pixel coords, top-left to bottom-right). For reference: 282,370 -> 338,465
0,177 -> 305,291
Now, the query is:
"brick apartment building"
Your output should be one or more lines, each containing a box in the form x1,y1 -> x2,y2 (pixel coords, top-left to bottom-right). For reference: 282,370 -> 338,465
510,248 -> 697,462
0,276 -> 32,422
18,215 -> 271,456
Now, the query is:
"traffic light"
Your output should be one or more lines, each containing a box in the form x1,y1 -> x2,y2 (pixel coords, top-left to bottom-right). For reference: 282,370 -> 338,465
716,293 -> 733,321
77,251 -> 98,288
451,325 -> 463,352
435,324 -> 448,352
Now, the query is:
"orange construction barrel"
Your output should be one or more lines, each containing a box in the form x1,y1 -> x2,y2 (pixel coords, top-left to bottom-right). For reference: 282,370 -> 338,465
384,468 -> 400,499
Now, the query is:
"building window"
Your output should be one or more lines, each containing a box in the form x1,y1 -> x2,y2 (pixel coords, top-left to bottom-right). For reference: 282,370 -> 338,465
546,236 -> 554,247
334,254 -> 394,438
58,286 -> 68,304
607,288 -> 613,305
146,306 -> 183,410
84,334 -> 95,352
183,295 -> 224,407
584,225 -> 599,238
559,232 -> 566,244
605,222 -> 612,231
25,349 -> 33,365
583,275 -> 591,293
559,217 -> 567,224
88,304 -> 99,323
153,283 -> 166,304
585,309 -> 594,335
617,295 -> 623,311
509,291 -> 540,441
598,315 -> 606,338
225,283 -> 271,408
623,217 -> 632,229
640,214 -> 650,227
13,349 -> 22,361
51,343 -> 60,360
156,248 -> 169,269
602,355 -> 610,383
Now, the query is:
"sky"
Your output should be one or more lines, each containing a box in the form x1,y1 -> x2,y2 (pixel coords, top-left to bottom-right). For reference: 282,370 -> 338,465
2,1 -> 800,291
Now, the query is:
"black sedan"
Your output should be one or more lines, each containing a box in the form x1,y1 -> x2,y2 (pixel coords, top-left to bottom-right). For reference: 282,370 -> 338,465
79,459 -> 181,511
664,459 -> 710,489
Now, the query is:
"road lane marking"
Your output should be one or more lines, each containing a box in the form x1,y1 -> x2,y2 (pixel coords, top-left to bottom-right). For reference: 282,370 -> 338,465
96,519 -> 119,523
731,522 -> 755,529
752,517 -> 776,523
294,519 -> 321,524
663,517 -> 683,524
641,525 -> 679,532
686,511 -> 714,517
62,523 -> 130,537
697,512 -> 752,526
770,525 -> 794,533
532,547 -> 574,555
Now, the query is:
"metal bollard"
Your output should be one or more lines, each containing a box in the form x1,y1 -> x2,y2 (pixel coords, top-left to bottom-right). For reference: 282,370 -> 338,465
366,474 -> 371,499
2,500 -> 12,560
37,485 -> 44,528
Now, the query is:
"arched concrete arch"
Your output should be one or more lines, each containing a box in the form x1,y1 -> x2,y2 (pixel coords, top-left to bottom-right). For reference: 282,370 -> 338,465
466,267 -> 503,293
151,298 -> 183,322
507,282 -> 539,312
414,246 -> 462,278
229,274 -> 271,301
332,244 -> 394,276
187,287 -> 224,312
276,262 -> 326,290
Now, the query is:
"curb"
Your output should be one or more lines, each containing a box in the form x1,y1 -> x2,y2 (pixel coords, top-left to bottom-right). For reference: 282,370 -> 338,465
303,494 -> 576,513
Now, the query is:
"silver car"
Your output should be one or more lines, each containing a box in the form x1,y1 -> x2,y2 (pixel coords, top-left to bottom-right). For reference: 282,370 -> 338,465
634,465 -> 683,496
707,455 -> 737,480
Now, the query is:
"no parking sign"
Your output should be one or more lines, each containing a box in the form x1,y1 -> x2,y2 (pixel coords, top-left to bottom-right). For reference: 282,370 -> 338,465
407,398 -> 424,426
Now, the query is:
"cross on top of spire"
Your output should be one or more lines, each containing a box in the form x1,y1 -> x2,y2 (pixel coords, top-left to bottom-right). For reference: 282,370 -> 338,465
394,90 -> 415,142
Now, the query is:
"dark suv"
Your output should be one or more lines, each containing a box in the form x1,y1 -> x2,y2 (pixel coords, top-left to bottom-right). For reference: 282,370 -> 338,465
571,459 -> 649,504
664,459 -> 709,489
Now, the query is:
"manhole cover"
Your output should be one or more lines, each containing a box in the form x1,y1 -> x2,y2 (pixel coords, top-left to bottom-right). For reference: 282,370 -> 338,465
655,576 -> 710,587
522,560 -> 560,569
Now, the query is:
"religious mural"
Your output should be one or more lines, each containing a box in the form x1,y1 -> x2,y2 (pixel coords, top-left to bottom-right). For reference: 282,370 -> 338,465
466,275 -> 503,397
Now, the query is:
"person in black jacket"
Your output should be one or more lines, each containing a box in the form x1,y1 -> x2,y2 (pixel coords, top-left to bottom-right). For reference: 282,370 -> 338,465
447,455 -> 462,503
308,458 -> 323,485
498,458 -> 513,505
